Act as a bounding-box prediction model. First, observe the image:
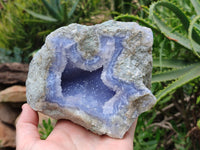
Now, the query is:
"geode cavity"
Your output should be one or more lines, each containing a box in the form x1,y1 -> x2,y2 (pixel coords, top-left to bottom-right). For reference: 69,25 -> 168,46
26,20 -> 156,138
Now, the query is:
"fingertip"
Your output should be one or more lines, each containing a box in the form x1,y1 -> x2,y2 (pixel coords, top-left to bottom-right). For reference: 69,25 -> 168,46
18,103 -> 39,126
21,103 -> 28,110
16,103 -> 40,149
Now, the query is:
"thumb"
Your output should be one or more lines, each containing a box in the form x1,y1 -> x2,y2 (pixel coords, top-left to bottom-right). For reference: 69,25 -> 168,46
16,104 -> 40,149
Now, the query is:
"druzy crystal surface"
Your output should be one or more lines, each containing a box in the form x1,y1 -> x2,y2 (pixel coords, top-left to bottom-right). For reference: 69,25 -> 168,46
26,20 -> 157,138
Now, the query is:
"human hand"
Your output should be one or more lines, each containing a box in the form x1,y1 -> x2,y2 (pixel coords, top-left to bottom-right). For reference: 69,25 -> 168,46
16,104 -> 137,150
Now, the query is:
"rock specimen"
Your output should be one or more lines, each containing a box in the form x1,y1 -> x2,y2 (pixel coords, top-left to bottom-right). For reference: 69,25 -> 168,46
0,84 -> 26,149
26,20 -> 156,138
0,85 -> 26,102
0,103 -> 19,125
0,63 -> 28,85
0,121 -> 16,147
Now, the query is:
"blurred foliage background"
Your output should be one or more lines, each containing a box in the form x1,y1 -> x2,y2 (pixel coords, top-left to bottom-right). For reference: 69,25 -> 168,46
0,0 -> 200,149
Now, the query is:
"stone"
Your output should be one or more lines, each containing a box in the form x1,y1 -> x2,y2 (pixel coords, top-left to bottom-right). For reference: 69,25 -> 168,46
0,103 -> 19,125
26,20 -> 157,138
38,112 -> 56,127
0,86 -> 26,102
0,63 -> 28,85
0,121 -> 16,148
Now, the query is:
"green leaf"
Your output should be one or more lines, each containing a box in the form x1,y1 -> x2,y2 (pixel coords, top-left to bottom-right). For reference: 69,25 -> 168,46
159,38 -> 166,71
50,0 -> 60,11
26,9 -> 57,22
16,4 -> 57,22
37,29 -> 53,36
196,96 -> 200,104
0,1 -> 5,9
41,0 -> 61,20
190,0 -> 200,15
188,15 -> 200,58
48,118 -> 51,125
141,140 -> 158,146
152,63 -> 196,83
13,47 -> 22,62
68,0 -> 80,18
57,0 -> 62,12
39,119 -> 54,140
23,19 -> 51,24
156,63 -> 200,101
153,59 -> 192,68
149,1 -> 200,52
150,2 -> 189,32
197,120 -> 200,129
194,23 -> 200,31
62,2 -> 68,23
0,48 -> 12,63
43,120 -> 48,129
114,14 -> 158,32
39,131 -> 44,135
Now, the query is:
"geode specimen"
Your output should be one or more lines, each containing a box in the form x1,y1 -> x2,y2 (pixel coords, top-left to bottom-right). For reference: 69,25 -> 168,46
26,20 -> 156,138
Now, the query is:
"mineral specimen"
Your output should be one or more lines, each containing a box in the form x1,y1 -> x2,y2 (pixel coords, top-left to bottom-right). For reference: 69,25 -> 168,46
26,20 -> 156,138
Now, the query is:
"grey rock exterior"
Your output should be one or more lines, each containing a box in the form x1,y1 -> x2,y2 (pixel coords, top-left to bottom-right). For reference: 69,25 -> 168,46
26,20 -> 156,138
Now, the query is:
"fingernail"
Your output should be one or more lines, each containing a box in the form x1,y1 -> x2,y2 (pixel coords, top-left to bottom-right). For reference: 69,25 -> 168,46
21,103 -> 27,111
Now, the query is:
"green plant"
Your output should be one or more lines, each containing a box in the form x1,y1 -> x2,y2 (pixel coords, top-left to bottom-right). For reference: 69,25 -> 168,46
173,133 -> 191,150
197,96 -> 200,104
115,0 -> 200,149
0,48 -> 11,63
149,0 -> 200,101
134,110 -> 159,150
0,0 -> 49,62
105,0 -> 143,17
39,119 -> 54,140
76,0 -> 102,21
134,94 -> 194,149
197,120 -> 200,128
16,0 -> 80,35
0,0 -> 102,62
0,47 -> 23,63
17,0 -> 103,34
115,0 -> 200,102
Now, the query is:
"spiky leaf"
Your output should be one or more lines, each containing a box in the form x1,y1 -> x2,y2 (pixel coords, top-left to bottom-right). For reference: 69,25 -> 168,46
156,63 -> 200,101
153,59 -> 192,68
68,0 -> 80,18
15,3 -> 57,22
149,1 -> 200,52
188,15 -> 200,58
190,0 -> 200,15
152,63 -> 196,83
114,14 -> 158,32
41,0 -> 61,20
25,10 -> 57,22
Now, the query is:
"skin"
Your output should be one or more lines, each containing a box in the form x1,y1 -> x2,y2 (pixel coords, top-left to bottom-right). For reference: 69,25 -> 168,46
16,104 -> 137,150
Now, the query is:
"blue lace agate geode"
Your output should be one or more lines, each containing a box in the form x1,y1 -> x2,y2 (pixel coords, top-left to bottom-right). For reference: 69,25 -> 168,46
26,20 -> 156,138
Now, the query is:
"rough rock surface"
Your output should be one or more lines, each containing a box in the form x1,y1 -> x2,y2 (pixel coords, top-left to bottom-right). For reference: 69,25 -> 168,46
0,103 -> 19,125
0,63 -> 28,85
0,86 -> 26,102
0,121 -> 16,147
26,20 -> 157,138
